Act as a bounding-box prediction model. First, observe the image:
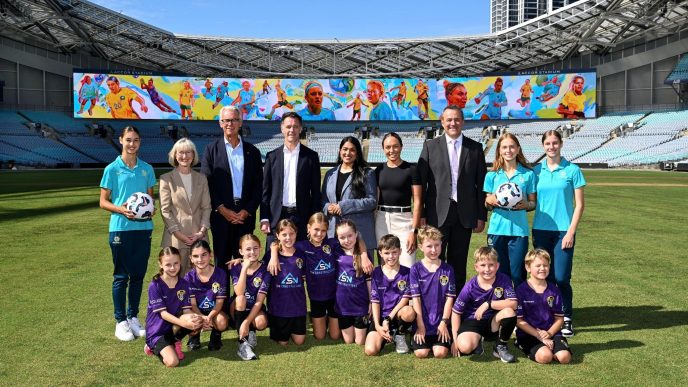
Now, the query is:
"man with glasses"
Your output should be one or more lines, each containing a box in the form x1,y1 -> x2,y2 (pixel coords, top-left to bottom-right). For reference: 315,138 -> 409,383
201,106 -> 263,272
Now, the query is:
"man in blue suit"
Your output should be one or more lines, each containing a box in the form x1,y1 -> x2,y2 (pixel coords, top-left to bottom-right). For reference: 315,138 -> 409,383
201,106 -> 263,271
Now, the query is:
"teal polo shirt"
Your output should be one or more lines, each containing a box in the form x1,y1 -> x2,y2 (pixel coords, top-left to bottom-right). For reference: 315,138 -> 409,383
100,156 -> 156,232
533,157 -> 586,231
484,163 -> 536,237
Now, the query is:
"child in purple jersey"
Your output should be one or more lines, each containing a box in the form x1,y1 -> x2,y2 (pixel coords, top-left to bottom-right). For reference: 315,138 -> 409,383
184,240 -> 229,352
409,226 -> 456,359
144,247 -> 203,368
515,249 -> 571,364
266,220 -> 308,346
364,234 -> 416,356
451,246 -> 518,363
231,234 -> 270,360
334,219 -> 372,345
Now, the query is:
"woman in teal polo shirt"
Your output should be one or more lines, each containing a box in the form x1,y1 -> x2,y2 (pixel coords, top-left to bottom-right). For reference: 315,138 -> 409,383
532,130 -> 585,337
484,133 -> 536,288
99,126 -> 156,342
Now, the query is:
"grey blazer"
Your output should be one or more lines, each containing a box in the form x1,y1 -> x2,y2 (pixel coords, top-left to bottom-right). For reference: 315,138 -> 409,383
321,166 -> 378,250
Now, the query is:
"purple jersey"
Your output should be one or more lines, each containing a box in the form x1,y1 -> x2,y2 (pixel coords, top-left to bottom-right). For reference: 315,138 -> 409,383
452,272 -> 516,321
230,262 -> 270,309
335,253 -> 371,317
145,276 -> 192,348
370,265 -> 411,318
262,252 -> 307,318
409,261 -> 456,335
184,267 -> 227,314
296,238 -> 339,302
515,281 -> 564,340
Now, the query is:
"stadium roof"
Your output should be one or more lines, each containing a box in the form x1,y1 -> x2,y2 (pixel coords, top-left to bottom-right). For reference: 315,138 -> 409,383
2,0 -> 688,78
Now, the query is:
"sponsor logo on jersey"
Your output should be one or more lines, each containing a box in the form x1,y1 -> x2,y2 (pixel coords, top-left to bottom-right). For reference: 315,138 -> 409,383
315,259 -> 332,271
281,273 -> 299,285
199,296 -> 215,310
212,282 -> 220,294
338,271 -> 353,284
252,276 -> 263,288
397,280 -> 407,291
494,287 -> 504,299
177,289 -> 186,301
439,275 -> 449,286
547,295 -> 555,308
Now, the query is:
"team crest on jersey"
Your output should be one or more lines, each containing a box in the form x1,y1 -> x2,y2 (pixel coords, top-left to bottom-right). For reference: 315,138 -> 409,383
142,170 -> 148,177
397,280 -> 407,291
296,258 -> 304,269
518,176 -> 525,184
322,244 -> 331,254
252,277 -> 263,288
559,171 -> 567,178
211,282 -> 220,294
177,290 -> 186,301
494,287 -> 504,299
439,275 -> 449,286
547,295 -> 555,308
120,95 -> 126,100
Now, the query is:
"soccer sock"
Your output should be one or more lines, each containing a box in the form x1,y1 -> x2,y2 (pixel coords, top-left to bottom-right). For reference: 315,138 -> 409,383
174,327 -> 191,341
498,316 -> 517,344
398,319 -> 412,334
235,310 -> 248,341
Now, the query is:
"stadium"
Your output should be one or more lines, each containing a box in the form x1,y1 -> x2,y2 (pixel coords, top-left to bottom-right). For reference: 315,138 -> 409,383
0,0 -> 686,385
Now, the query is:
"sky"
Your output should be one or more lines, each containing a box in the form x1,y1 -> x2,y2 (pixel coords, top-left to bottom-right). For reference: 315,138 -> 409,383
90,0 -> 490,40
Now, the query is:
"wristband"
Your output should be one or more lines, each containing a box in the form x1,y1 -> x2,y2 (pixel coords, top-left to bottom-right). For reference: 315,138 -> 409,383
487,299 -> 492,309
440,318 -> 449,325
383,316 -> 392,324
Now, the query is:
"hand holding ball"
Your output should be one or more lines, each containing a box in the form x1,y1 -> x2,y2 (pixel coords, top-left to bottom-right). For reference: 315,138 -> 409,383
495,183 -> 523,209
124,192 -> 155,219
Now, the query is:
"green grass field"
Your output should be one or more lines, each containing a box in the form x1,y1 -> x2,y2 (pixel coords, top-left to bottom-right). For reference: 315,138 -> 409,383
1,169 -> 687,386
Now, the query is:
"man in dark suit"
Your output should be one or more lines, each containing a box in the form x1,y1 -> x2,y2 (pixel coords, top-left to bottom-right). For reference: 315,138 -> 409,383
201,105 -> 263,271
417,105 -> 487,289
260,112 -> 321,241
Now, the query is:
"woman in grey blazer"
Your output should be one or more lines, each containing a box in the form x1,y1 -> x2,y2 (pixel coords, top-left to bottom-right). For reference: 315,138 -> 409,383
159,138 -> 211,274
322,136 -> 377,265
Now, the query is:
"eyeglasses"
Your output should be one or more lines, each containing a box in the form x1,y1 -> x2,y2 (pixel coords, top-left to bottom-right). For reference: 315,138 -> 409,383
220,118 -> 241,124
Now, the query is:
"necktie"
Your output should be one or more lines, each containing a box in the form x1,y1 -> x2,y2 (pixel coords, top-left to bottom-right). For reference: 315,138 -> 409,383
450,140 -> 459,202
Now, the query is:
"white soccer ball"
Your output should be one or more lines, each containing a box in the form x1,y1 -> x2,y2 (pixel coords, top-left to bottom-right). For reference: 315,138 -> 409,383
495,182 -> 523,209
125,192 -> 154,219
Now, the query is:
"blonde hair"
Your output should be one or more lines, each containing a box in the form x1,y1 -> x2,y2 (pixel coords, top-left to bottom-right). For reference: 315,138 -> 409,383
239,233 -> 261,249
416,225 -> 443,245
306,212 -> 329,241
492,133 -> 530,171
168,137 -> 199,167
524,248 -> 551,267
473,246 -> 498,263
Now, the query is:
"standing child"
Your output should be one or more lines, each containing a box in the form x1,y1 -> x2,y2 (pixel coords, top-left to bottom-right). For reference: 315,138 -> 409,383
451,246 -> 518,363
484,133 -> 536,287
184,240 -> 229,351
144,247 -> 203,368
515,249 -> 572,364
266,219 -> 308,346
364,234 -> 416,356
334,219 -> 372,345
409,226 -> 456,359
231,234 -> 270,360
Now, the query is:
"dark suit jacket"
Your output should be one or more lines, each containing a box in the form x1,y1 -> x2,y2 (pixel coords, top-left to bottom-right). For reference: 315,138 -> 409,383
417,133 -> 487,228
200,137 -> 263,216
260,144 -> 321,229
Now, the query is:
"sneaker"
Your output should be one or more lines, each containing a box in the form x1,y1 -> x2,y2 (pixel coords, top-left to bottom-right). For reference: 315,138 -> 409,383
174,341 -> 185,360
248,331 -> 257,348
115,321 -> 135,341
473,337 -> 484,356
493,343 -> 516,363
208,331 -> 223,351
237,340 -> 257,361
394,334 -> 409,354
127,317 -> 145,337
144,344 -> 153,356
187,334 -> 201,350
562,317 -> 574,337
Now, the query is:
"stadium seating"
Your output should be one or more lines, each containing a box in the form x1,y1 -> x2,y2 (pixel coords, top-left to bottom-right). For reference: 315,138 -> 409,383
20,111 -> 91,134
0,111 -> 29,135
664,54 -> 688,84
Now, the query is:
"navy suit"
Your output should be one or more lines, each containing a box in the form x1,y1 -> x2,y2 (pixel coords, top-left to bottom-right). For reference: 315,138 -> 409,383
201,137 -> 263,267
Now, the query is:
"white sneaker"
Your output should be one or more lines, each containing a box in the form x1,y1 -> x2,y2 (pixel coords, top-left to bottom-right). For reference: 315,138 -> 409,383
115,321 -> 135,341
128,317 -> 145,337
248,331 -> 257,348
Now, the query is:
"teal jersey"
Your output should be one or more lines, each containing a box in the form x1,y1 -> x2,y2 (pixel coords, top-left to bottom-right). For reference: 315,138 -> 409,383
533,158 -> 586,231
300,107 -> 336,121
369,102 -> 393,120
100,156 -> 156,232
484,164 -> 536,237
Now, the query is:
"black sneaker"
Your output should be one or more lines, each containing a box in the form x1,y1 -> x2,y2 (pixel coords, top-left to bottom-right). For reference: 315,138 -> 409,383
561,318 -> 574,337
472,337 -> 484,356
493,343 -> 516,363
208,330 -> 223,351
187,334 -> 201,350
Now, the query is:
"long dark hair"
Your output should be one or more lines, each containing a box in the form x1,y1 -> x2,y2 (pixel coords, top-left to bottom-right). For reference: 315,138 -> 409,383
336,136 -> 368,198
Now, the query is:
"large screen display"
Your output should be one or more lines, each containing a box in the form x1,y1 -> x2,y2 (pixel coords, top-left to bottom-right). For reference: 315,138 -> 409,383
73,70 -> 596,121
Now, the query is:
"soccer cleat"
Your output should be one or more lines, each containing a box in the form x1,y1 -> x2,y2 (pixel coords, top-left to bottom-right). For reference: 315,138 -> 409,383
248,331 -> 258,348
174,341 -> 185,360
127,317 -> 145,337
208,331 -> 223,351
493,343 -> 516,363
115,321 -> 135,342
473,337 -> 484,356
144,344 -> 153,356
394,334 -> 409,354
237,341 -> 257,361
187,334 -> 201,350
562,318 -> 574,337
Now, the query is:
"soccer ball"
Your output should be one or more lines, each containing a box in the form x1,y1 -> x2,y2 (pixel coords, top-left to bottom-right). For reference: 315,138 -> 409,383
495,183 -> 523,209
125,192 -> 154,219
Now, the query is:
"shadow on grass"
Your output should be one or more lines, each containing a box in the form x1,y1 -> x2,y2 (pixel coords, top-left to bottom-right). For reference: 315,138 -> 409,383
0,201 -> 99,221
572,339 -> 644,363
576,305 -> 688,332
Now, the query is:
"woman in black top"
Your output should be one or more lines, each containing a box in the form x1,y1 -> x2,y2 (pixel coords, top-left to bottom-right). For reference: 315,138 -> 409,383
374,132 -> 422,268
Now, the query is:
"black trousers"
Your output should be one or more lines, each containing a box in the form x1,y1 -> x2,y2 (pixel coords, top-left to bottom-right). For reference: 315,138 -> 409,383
438,201 -> 474,291
210,210 -> 255,274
